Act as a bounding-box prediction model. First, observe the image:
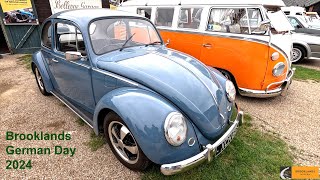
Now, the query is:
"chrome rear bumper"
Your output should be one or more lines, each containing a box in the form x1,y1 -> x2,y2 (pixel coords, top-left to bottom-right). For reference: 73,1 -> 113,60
239,68 -> 296,98
160,110 -> 243,176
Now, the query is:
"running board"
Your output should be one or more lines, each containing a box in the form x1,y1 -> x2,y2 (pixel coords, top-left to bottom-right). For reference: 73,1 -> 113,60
50,91 -> 93,128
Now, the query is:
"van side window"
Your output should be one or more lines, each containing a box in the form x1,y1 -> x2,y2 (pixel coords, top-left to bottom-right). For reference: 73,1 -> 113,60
42,21 -> 52,49
155,8 -> 174,27
207,8 -> 249,34
247,8 -> 265,34
178,8 -> 203,29
137,8 -> 152,19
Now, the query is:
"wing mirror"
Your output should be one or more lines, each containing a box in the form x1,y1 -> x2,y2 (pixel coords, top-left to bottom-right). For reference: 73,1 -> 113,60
296,24 -> 302,29
259,20 -> 271,31
65,51 -> 82,61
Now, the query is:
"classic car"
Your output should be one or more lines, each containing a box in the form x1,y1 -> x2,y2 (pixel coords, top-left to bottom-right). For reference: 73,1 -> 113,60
32,9 -> 243,175
287,15 -> 320,62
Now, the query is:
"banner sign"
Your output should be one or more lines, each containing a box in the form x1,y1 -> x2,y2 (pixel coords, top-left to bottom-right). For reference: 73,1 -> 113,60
48,0 -> 102,14
0,0 -> 38,25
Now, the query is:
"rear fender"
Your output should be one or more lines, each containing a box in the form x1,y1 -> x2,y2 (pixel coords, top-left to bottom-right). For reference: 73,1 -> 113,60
93,87 -> 201,164
32,51 -> 53,92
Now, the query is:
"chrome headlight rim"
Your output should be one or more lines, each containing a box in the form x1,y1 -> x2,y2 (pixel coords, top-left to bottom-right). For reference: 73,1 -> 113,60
164,112 -> 187,147
226,80 -> 236,102
272,62 -> 286,77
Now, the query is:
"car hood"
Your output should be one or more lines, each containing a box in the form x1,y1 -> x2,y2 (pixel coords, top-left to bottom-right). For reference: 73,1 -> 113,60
96,47 -> 229,140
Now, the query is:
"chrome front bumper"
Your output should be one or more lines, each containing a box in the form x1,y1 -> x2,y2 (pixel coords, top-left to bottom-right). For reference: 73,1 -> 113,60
239,68 -> 296,98
160,110 -> 243,176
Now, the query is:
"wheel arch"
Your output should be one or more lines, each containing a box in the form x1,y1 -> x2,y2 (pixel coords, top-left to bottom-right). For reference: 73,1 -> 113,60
92,87 -> 201,164
293,41 -> 311,58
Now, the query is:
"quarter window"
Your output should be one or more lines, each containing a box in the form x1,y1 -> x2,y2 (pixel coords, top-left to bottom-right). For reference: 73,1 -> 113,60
56,23 -> 86,56
207,8 -> 249,34
178,7 -> 203,29
155,8 -> 174,27
42,21 -> 52,49
137,8 -> 152,19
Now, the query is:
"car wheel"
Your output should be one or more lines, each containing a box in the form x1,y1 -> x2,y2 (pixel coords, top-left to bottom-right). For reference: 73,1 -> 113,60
34,66 -> 50,96
292,45 -> 306,63
103,112 -> 150,171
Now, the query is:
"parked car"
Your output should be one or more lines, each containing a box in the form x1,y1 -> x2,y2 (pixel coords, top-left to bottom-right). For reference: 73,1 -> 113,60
287,15 -> 320,62
282,6 -> 320,29
118,0 -> 296,98
32,9 -> 243,175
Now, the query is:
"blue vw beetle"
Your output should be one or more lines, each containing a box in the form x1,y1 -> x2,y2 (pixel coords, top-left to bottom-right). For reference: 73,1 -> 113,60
32,9 -> 243,175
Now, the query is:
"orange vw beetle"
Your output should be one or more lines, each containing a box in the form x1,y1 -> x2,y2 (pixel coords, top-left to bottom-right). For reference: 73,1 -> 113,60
118,0 -> 296,98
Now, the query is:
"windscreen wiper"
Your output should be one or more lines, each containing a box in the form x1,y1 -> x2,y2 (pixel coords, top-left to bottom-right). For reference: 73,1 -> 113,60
145,41 -> 162,47
119,33 -> 136,51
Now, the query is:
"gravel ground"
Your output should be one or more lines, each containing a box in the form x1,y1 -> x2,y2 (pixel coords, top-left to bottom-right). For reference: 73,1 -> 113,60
0,55 -> 140,179
237,80 -> 320,166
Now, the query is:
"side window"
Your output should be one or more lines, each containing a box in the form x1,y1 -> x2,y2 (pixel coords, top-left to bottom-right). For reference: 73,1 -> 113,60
137,8 -> 152,19
207,8 -> 249,34
42,21 -> 52,49
155,8 -> 174,27
178,7 -> 203,29
56,23 -> 86,56
288,17 -> 300,28
247,8 -> 265,34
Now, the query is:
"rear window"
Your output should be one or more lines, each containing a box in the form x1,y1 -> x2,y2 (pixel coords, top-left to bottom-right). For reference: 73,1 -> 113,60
41,21 -> 52,49
155,8 -> 174,27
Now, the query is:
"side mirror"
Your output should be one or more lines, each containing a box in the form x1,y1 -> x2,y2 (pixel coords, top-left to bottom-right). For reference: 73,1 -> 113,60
259,20 -> 271,31
296,25 -> 302,29
65,51 -> 82,61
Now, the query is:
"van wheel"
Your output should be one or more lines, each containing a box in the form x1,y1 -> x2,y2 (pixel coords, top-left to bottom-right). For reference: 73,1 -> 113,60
220,69 -> 232,80
292,45 -> 306,63
33,66 -> 50,96
103,112 -> 150,171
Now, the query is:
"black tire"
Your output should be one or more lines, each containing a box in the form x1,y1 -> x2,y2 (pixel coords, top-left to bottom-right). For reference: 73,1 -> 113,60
33,65 -> 50,96
292,45 -> 306,63
103,112 -> 150,171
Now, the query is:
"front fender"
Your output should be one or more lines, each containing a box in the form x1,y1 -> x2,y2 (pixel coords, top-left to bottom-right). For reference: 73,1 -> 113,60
93,87 -> 201,164
32,51 -> 53,92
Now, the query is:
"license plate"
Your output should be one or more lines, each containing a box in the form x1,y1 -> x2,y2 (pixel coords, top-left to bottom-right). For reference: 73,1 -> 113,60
215,125 -> 238,157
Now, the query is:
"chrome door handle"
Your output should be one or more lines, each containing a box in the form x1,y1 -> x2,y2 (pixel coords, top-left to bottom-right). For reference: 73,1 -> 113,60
52,58 -> 59,63
202,43 -> 212,48
165,39 -> 170,46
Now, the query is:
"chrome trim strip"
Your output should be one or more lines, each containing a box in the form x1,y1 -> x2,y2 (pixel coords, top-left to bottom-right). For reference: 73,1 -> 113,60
51,91 -> 93,128
70,61 -> 91,69
92,68 -> 139,87
160,108 -> 243,175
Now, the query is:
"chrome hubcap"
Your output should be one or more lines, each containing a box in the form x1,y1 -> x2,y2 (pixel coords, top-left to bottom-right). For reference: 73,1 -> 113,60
292,48 -> 302,62
35,68 -> 44,90
108,121 -> 139,164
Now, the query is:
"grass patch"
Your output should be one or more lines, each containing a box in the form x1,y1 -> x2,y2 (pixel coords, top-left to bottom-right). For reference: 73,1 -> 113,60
76,117 -> 85,126
17,54 -> 32,70
84,132 -> 105,151
293,65 -> 320,82
142,114 -> 293,180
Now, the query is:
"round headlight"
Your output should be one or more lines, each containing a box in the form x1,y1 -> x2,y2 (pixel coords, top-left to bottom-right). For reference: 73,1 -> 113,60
226,80 -> 236,102
164,112 -> 187,146
272,62 -> 285,77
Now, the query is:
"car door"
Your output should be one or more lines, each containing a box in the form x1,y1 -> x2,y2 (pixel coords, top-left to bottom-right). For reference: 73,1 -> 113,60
49,20 -> 95,113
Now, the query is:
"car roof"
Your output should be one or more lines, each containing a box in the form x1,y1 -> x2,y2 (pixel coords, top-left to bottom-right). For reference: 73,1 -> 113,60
49,8 -> 144,25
